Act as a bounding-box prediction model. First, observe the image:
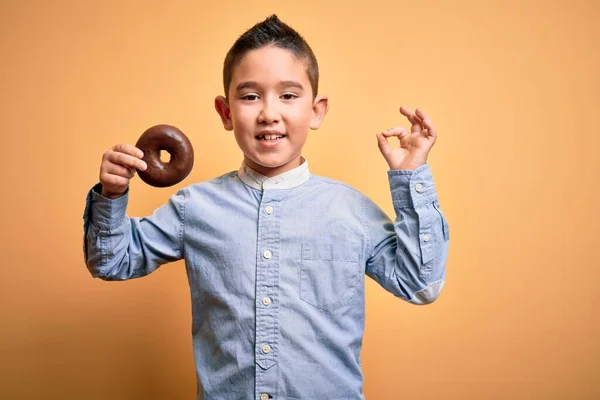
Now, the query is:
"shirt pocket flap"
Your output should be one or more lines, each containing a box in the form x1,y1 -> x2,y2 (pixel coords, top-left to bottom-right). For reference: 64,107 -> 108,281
302,242 -> 359,263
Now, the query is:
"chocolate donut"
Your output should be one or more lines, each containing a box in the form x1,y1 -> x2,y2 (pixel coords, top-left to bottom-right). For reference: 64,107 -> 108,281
135,124 -> 194,187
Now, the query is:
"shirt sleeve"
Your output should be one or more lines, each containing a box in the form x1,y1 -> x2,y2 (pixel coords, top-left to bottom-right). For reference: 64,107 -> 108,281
363,164 -> 449,305
82,183 -> 187,281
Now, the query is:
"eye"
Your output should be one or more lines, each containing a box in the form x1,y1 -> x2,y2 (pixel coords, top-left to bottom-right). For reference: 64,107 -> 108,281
281,93 -> 298,100
241,94 -> 259,101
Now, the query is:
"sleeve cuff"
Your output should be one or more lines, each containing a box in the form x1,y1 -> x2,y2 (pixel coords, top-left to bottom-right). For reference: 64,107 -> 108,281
87,183 -> 129,229
388,163 -> 438,209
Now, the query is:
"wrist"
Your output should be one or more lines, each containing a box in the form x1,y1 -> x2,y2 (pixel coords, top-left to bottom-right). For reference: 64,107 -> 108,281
101,187 -> 127,200
390,161 -> 426,171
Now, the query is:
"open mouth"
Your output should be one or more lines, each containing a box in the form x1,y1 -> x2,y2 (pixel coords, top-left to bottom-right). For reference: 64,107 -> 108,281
256,134 -> 286,141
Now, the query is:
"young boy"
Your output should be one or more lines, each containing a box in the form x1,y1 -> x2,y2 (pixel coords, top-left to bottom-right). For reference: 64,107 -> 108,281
84,15 -> 449,400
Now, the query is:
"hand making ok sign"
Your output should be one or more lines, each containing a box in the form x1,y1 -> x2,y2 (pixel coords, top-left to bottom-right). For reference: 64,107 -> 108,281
376,106 -> 437,171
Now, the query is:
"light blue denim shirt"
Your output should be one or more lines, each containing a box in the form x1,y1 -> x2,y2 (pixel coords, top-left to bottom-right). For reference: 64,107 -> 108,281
83,159 -> 449,400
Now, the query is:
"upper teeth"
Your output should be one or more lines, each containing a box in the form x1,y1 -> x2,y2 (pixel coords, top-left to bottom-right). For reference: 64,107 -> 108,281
261,134 -> 282,140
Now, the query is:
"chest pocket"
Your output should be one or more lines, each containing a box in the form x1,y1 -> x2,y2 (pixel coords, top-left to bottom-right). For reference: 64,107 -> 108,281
300,242 -> 361,311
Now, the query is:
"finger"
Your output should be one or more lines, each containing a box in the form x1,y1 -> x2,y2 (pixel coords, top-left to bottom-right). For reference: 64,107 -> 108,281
99,172 -> 131,189
105,162 -> 136,179
415,109 -> 437,138
376,133 -> 392,156
382,126 -> 409,140
399,106 -> 422,133
113,143 -> 144,160
107,150 -> 147,171
421,118 -> 437,138
415,108 -> 430,121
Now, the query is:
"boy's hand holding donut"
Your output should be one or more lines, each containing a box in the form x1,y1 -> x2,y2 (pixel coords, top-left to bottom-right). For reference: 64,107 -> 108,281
99,144 -> 147,199
376,106 -> 438,171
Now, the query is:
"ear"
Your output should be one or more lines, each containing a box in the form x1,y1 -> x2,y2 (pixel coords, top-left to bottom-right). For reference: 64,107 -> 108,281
214,95 -> 233,131
309,95 -> 329,130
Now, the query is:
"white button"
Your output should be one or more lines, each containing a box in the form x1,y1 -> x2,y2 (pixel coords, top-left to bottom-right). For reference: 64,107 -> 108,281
263,250 -> 272,259
262,297 -> 272,306
262,344 -> 272,354
260,394 -> 269,400
265,206 -> 273,215
415,183 -> 424,193
423,234 -> 430,242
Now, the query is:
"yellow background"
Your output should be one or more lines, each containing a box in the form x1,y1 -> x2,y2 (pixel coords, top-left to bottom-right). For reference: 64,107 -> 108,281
1,0 -> 598,398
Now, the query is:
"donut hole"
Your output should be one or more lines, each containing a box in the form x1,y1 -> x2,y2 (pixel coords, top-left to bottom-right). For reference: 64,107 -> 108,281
160,150 -> 171,163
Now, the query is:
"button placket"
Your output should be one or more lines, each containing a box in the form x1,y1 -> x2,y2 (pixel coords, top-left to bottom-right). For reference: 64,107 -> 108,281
255,190 -> 284,377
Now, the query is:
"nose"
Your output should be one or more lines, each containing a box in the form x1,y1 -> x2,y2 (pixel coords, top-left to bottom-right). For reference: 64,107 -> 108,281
258,99 -> 280,124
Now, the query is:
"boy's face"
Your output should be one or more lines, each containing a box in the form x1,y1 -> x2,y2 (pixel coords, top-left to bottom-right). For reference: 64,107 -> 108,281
215,45 -> 328,177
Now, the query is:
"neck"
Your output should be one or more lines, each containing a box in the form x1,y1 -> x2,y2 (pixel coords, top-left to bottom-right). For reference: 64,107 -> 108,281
243,156 -> 303,177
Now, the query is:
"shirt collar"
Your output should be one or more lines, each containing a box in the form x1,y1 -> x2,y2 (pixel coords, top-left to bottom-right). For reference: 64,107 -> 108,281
238,158 -> 310,191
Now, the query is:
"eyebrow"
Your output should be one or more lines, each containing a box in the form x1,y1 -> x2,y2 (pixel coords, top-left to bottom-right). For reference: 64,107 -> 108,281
235,80 -> 305,91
